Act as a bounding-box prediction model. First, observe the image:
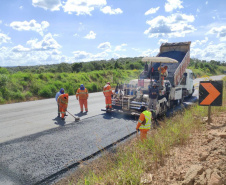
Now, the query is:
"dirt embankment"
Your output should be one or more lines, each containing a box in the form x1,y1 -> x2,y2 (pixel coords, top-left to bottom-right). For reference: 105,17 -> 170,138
141,112 -> 226,185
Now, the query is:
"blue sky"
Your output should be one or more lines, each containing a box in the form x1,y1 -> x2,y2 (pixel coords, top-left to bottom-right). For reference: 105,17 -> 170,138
0,0 -> 226,66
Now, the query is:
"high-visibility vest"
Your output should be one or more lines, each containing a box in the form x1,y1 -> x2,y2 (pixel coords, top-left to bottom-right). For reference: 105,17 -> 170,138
103,85 -> 112,96
76,88 -> 88,99
139,110 -> 151,130
58,94 -> 68,105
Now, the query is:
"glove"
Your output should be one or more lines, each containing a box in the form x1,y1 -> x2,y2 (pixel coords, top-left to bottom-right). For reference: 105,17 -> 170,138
136,129 -> 140,132
76,97 -> 78,100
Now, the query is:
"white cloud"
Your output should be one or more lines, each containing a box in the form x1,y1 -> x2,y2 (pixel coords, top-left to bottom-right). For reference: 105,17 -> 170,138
19,6 -> 23,9
191,37 -> 208,47
144,13 -> 196,38
93,51 -> 108,59
100,6 -> 123,15
73,50 -> 91,59
165,0 -> 183,12
84,31 -> 96,39
191,42 -> 226,61
206,1 -> 208,5
132,48 -> 141,52
73,33 -> 79,37
32,0 -> 62,11
145,7 -> 160,15
196,8 -> 200,13
206,26 -> 226,42
0,33 -> 11,45
10,20 -> 49,36
98,42 -> 111,50
112,53 -> 121,59
0,45 -> 69,66
158,39 -> 168,45
51,49 -> 61,55
53,34 -> 60,37
115,43 -> 127,51
63,0 -> 107,15
26,33 -> 61,51
12,45 -> 30,52
73,50 -> 109,61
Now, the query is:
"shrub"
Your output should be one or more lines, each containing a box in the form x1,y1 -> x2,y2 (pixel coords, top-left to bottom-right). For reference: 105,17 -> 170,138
30,82 -> 43,95
53,81 -> 64,90
38,84 -> 57,98
10,91 -> 25,101
23,74 -> 33,81
91,83 -> 98,92
24,91 -> 33,99
38,86 -> 52,98
0,87 -> 10,100
0,67 -> 9,74
0,74 -> 8,87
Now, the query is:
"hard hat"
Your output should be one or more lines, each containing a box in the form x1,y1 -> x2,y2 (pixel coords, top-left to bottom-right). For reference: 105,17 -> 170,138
107,82 -> 110,85
80,84 -> 85,90
140,105 -> 146,112
60,88 -> 64,94
152,82 -> 157,86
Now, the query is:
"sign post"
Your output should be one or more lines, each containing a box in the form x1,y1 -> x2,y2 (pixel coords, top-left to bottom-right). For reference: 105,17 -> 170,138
199,81 -> 223,124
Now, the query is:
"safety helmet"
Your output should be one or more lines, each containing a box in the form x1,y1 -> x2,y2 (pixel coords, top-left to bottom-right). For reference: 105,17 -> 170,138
80,84 -> 85,90
152,82 -> 157,86
60,88 -> 64,94
140,105 -> 147,112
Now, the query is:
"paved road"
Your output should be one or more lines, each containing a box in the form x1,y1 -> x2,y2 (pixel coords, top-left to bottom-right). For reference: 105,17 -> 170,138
0,92 -> 105,143
0,75 -> 224,184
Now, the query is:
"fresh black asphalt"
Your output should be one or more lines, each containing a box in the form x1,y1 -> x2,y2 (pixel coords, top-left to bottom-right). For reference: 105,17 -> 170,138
0,113 -> 137,185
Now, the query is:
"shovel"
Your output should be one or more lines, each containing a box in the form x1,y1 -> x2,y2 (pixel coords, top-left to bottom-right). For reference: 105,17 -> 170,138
66,110 -> 80,122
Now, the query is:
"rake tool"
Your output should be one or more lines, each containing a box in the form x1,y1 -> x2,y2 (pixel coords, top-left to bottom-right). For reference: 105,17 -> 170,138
66,110 -> 80,121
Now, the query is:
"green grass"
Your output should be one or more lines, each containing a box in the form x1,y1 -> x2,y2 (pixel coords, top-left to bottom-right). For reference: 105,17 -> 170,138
57,78 -> 226,185
0,69 -> 141,104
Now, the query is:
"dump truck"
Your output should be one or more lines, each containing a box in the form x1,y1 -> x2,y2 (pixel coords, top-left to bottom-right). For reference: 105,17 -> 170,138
104,41 -> 194,116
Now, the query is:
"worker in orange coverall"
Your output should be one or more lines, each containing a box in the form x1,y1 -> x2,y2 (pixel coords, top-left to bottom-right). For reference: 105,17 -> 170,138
103,82 -> 113,109
158,66 -> 168,85
76,84 -> 89,113
136,106 -> 152,141
57,93 -> 69,120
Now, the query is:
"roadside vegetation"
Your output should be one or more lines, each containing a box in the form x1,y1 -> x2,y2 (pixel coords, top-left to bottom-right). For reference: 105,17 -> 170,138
57,77 -> 226,185
189,58 -> 226,77
0,57 -> 225,104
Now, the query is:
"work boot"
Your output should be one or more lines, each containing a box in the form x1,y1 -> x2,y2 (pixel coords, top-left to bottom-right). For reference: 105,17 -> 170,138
58,113 -> 60,117
80,111 -> 83,113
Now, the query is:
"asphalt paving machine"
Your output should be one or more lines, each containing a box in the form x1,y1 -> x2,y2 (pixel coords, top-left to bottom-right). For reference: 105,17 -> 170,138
102,42 -> 195,116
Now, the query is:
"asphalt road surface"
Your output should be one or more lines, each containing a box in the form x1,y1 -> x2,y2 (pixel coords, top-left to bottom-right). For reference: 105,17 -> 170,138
0,75 -> 224,185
